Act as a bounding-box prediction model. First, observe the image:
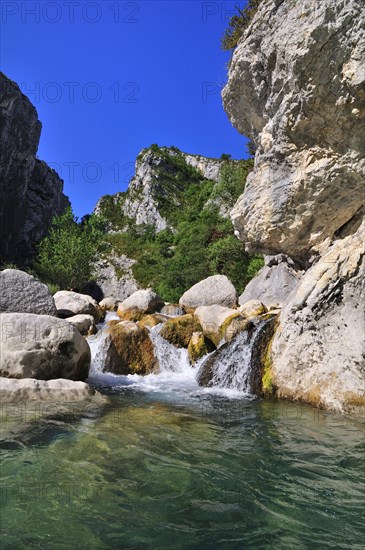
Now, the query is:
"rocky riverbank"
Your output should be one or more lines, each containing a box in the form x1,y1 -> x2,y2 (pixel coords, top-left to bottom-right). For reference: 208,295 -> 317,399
222,0 -> 365,414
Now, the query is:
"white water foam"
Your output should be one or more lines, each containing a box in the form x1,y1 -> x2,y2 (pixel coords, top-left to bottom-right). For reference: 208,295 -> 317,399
87,315 -> 261,400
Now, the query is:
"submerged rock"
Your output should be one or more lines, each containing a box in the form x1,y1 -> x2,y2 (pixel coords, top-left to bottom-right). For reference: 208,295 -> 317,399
54,290 -> 102,323
0,312 -> 91,380
179,275 -> 238,310
0,269 -> 57,316
0,377 -> 96,403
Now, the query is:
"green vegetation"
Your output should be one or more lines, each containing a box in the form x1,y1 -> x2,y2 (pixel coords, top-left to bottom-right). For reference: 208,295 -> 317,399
34,207 -> 106,291
99,147 -> 263,302
221,1 -> 263,51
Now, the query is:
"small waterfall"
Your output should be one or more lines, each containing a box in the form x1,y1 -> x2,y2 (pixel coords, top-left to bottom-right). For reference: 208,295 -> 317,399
198,320 -> 273,396
87,311 -> 273,399
210,330 -> 253,392
148,324 -> 192,374
88,312 -> 119,377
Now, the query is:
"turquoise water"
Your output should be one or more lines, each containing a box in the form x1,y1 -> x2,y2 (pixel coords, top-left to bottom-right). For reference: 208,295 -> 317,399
0,385 -> 364,549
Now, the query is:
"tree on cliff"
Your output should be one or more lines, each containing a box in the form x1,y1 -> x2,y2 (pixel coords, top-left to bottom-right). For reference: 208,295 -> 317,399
34,207 -> 105,290
221,0 -> 263,50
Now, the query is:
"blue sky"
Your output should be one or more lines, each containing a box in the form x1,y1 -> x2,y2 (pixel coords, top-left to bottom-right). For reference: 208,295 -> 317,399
0,0 -> 248,217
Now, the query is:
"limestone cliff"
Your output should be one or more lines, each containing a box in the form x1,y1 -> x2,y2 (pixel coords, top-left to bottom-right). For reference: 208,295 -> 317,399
94,146 -> 254,302
223,0 -> 365,413
95,146 -> 229,232
0,72 -> 69,266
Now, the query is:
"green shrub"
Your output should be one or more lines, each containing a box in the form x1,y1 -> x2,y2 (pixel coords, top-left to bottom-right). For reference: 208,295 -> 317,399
34,207 -> 106,290
103,154 -> 263,302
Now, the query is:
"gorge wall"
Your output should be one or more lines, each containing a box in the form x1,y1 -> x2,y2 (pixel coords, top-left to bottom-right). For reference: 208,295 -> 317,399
0,72 -> 69,266
94,146 -> 256,302
223,0 -> 365,413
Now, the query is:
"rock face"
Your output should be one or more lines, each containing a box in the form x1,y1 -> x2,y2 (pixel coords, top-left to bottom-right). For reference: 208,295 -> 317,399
54,291 -> 102,323
0,313 -> 91,380
238,257 -> 301,309
224,0 -> 365,261
271,221 -> 365,413
94,147 -> 226,232
179,275 -> 238,310
93,146 -> 252,302
223,0 -> 365,413
0,269 -> 57,315
93,255 -> 140,303
0,72 -> 69,266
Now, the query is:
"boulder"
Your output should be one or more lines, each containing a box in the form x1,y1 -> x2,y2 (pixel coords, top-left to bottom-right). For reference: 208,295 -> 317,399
0,377 -> 96,402
160,303 -> 185,317
194,305 -> 251,347
65,314 -> 96,336
99,296 -> 116,312
239,300 -> 267,319
179,275 -> 237,309
105,321 -> 158,375
138,313 -> 168,330
54,290 -> 102,322
188,332 -> 215,364
0,269 -> 56,315
117,289 -> 164,321
0,313 -> 91,380
159,314 -> 202,348
238,262 -> 300,309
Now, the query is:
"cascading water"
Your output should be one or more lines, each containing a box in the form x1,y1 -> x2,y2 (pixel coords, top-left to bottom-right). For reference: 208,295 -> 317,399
209,330 -> 254,393
200,319 -> 273,396
87,313 -> 270,399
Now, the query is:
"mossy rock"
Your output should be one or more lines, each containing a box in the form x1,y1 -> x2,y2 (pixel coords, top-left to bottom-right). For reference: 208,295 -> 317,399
220,314 -> 252,345
138,313 -> 169,329
248,317 -> 278,396
188,332 -> 215,364
160,314 -> 202,348
117,308 -> 145,322
107,321 -> 158,375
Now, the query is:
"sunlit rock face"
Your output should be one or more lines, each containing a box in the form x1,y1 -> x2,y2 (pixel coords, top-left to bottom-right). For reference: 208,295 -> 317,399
223,0 -> 365,413
0,72 -> 69,265
223,0 -> 365,260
